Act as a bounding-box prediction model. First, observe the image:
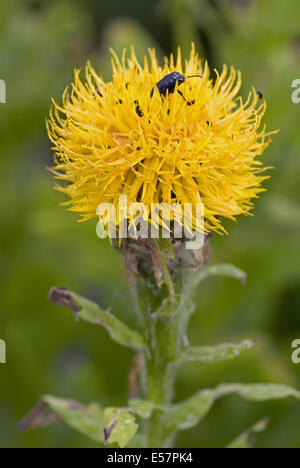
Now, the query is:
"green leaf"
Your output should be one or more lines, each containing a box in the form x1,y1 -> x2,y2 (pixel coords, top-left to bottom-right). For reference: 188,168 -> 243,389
20,396 -> 104,443
166,383 -> 300,435
191,263 -> 247,289
222,383 -> 300,401
44,396 -> 103,443
156,238 -> 175,259
104,408 -> 138,448
129,399 -> 155,419
49,287 -> 146,350
155,295 -> 182,318
153,239 -> 175,298
227,418 -> 269,448
178,340 -> 257,364
73,293 -> 146,349
166,391 -> 214,432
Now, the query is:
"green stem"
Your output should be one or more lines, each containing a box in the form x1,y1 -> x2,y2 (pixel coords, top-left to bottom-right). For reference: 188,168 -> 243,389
145,316 -> 181,447
134,276 -> 195,448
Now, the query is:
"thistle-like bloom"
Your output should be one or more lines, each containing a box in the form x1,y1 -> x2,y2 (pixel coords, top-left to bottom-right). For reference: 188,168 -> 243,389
48,45 -> 273,235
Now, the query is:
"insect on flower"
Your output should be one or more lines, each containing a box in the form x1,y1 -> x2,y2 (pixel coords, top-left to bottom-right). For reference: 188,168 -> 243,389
256,90 -> 263,99
151,71 -> 202,106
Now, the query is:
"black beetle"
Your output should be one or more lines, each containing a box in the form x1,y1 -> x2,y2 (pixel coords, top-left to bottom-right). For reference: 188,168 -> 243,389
155,71 -> 186,97
151,71 -> 202,105
132,71 -> 201,118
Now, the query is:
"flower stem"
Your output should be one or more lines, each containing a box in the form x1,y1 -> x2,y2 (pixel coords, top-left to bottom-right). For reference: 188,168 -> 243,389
145,316 -> 181,447
134,274 -> 195,448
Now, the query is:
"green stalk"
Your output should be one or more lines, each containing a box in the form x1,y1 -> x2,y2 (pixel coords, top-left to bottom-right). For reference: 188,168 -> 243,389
134,272 -> 195,448
145,314 -> 182,447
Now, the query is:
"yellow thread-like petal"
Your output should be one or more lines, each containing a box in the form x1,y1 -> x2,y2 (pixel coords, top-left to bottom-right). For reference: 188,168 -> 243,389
47,45 -> 275,235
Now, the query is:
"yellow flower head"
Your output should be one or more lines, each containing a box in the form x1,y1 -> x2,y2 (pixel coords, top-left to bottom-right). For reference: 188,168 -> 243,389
47,45 -> 273,236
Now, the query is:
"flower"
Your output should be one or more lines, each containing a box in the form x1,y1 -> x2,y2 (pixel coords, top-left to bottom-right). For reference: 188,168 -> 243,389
47,44 -> 274,236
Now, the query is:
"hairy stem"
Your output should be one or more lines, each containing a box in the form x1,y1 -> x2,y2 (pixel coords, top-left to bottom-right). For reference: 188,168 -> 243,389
145,316 -> 181,447
134,275 -> 195,448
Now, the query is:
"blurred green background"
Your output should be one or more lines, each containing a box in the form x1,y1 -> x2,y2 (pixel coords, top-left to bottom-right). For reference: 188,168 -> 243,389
0,0 -> 300,448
